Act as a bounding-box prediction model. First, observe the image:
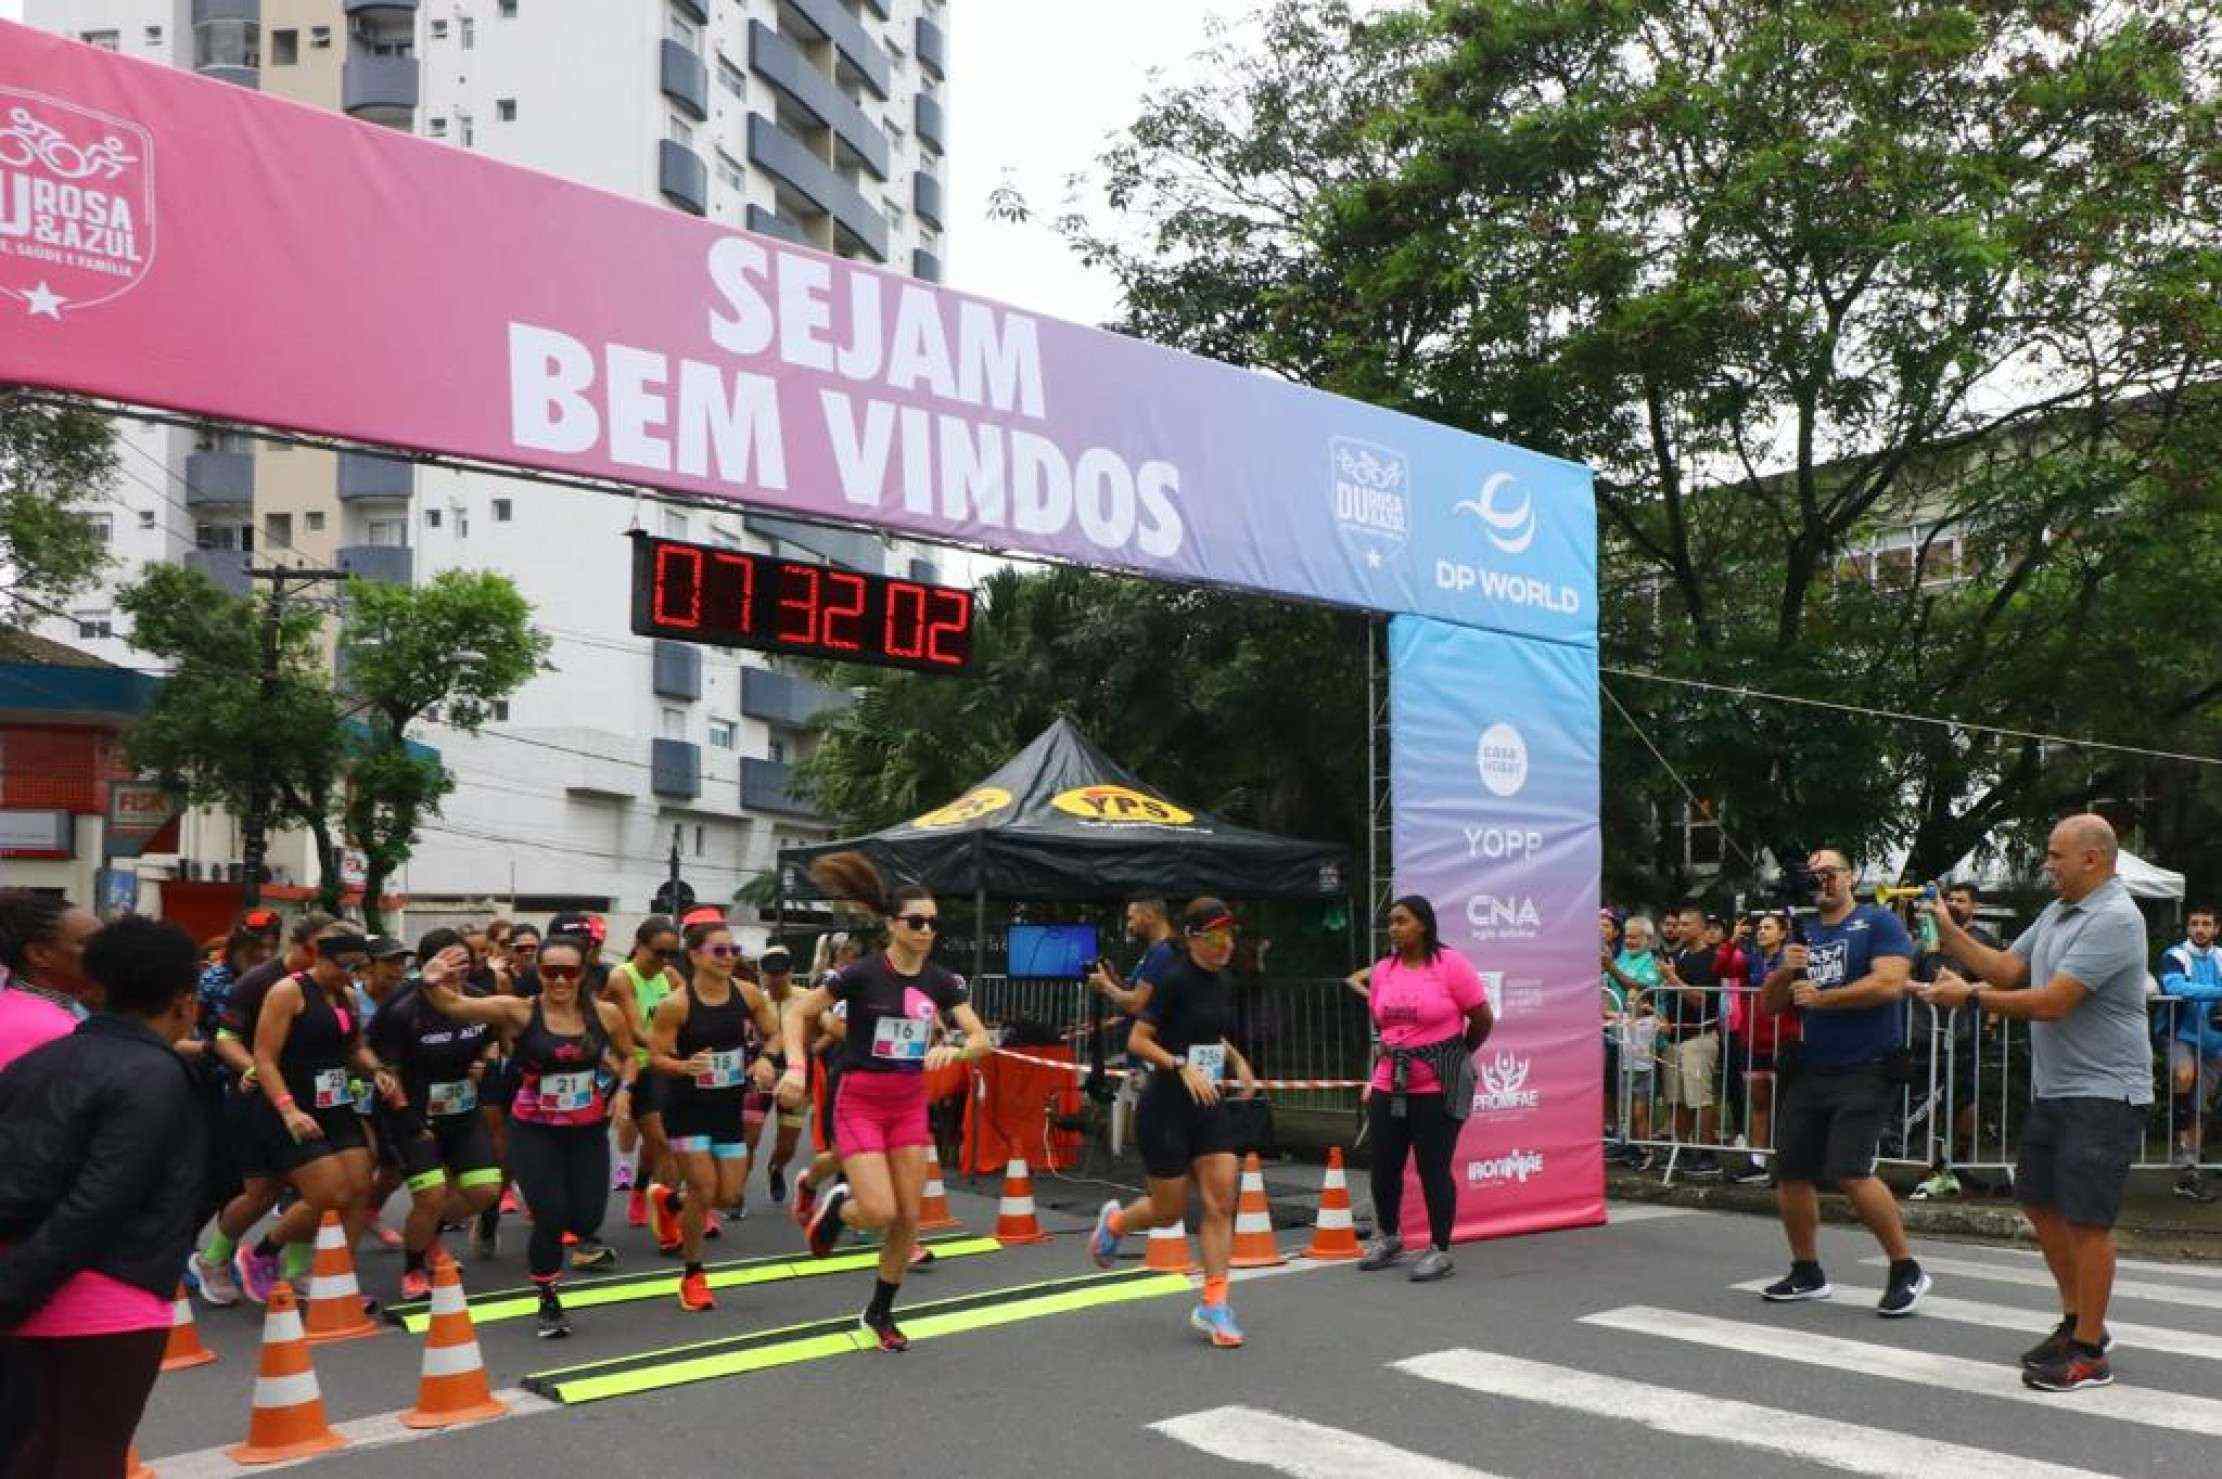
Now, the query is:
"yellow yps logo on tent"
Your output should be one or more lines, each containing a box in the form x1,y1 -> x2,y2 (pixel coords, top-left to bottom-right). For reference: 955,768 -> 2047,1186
911,788 -> 1013,830
1051,786 -> 1195,826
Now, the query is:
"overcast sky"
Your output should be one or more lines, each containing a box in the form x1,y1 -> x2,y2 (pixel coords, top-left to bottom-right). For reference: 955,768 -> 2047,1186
0,0 -> 1255,329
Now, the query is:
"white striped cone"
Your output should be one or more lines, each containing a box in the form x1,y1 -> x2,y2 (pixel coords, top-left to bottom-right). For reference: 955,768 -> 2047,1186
1145,1219 -> 1199,1273
162,1282 -> 218,1370
402,1256 -> 508,1428
993,1156 -> 1051,1245
1304,1147 -> 1362,1260
1230,1152 -> 1286,1268
917,1146 -> 961,1231
227,1282 -> 346,1464
300,1212 -> 378,1344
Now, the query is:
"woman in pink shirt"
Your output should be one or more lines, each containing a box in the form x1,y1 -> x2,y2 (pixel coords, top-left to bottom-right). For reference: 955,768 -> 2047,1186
0,892 -> 99,1069
1344,895 -> 1493,1282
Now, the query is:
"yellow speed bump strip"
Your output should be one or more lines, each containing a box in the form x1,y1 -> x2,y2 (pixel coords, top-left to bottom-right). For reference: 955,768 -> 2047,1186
387,1236 -> 1003,1333
522,1268 -> 1191,1404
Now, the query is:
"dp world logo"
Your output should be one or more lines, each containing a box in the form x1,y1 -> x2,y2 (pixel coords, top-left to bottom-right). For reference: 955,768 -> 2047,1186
1327,436 -> 1411,571
0,91 -> 156,320
1466,1148 -> 1546,1186
1453,473 -> 1535,555
1476,722 -> 1528,798
1471,1053 -> 1541,1114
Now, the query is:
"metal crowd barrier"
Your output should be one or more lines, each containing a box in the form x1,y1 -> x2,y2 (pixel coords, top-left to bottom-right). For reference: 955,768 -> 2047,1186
1606,984 -> 2222,1183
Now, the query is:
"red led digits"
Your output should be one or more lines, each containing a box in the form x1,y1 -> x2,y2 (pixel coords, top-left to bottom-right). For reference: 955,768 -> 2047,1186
652,543 -> 704,629
775,562 -> 822,645
884,581 -> 927,660
822,571 -> 867,652
710,551 -> 756,635
925,587 -> 971,667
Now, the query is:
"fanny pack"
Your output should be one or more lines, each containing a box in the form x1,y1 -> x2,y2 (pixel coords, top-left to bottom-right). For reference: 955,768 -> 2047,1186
1384,1037 -> 1476,1122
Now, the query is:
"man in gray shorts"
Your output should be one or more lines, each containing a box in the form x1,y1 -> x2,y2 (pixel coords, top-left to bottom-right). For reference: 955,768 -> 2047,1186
1922,814 -> 2152,1394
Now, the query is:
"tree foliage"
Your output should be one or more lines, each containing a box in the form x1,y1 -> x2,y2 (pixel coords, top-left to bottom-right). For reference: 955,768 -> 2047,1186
1,400 -> 117,620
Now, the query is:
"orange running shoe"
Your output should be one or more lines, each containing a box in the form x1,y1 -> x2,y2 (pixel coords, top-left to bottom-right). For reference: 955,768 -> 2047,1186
647,1184 -> 681,1253
678,1269 -> 716,1312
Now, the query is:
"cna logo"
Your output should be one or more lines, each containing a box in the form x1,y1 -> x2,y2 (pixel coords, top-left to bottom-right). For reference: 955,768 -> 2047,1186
1466,1148 -> 1546,1186
0,91 -> 156,320
1327,436 -> 1411,571
1466,892 -> 1541,943
1471,1053 -> 1541,1114
1476,722 -> 1528,798
1452,472 -> 1535,555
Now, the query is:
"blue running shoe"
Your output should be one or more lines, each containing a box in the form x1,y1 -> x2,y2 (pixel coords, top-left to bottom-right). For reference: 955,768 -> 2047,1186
1189,1303 -> 1245,1348
1088,1200 -> 1123,1269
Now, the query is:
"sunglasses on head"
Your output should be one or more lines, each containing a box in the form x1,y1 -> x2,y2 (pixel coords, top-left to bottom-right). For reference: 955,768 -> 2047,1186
895,914 -> 938,932
539,964 -> 582,981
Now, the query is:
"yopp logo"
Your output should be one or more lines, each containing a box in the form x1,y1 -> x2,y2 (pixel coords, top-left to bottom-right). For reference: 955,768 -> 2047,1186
1471,1052 -> 1541,1114
1453,472 -> 1535,555
1466,1148 -> 1546,1186
0,91 -> 156,320
1327,436 -> 1411,571
1466,892 -> 1541,943
1476,722 -> 1528,798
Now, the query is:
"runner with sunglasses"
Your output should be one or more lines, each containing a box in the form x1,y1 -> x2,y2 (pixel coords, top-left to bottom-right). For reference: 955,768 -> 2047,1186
417,934 -> 637,1338
609,916 -> 683,1232
1086,898 -> 1260,1348
777,855 -> 992,1350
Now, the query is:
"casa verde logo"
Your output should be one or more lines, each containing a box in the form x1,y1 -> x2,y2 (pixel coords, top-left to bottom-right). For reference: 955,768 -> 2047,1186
0,91 -> 156,319
1050,785 -> 1195,827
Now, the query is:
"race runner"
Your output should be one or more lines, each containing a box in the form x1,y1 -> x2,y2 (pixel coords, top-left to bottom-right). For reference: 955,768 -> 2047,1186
607,916 -> 682,1231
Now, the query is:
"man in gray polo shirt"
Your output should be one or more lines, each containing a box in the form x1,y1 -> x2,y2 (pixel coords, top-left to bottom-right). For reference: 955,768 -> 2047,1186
1921,814 -> 2151,1394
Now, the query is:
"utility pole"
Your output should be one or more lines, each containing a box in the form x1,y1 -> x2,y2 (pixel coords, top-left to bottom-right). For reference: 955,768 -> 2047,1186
239,564 -> 344,908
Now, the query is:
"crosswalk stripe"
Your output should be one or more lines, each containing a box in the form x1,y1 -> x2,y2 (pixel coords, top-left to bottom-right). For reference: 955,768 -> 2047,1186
1978,1245 -> 2222,1281
1864,1255 -> 2221,1309
1583,1306 -> 2222,1437
1730,1280 -> 2222,1361
1394,1348 -> 2115,1479
1151,1406 -> 1501,1478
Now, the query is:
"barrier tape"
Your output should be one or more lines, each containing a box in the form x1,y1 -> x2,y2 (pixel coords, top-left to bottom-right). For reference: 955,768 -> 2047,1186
990,1046 -> 1366,1091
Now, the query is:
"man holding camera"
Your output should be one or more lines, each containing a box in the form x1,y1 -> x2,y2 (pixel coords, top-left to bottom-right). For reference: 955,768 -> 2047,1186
1920,814 -> 2150,1392
1756,849 -> 1931,1316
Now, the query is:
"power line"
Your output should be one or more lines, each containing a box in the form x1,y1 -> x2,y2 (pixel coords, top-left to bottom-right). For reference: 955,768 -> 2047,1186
1599,679 -> 1761,872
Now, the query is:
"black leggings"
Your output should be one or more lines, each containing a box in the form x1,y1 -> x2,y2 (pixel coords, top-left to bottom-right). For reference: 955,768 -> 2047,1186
2,1327 -> 169,1478
506,1119 -> 610,1280
1368,1091 -> 1460,1252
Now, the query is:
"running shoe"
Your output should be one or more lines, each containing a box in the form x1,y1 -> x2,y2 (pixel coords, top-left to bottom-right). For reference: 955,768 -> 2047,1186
1732,1158 -> 1772,1186
807,1182 -> 851,1259
1356,1235 -> 1404,1272
1759,1264 -> 1832,1302
908,1244 -> 936,1269
2024,1345 -> 2113,1392
791,1176 -> 819,1229
611,1160 -> 635,1192
569,1240 -> 618,1272
1189,1303 -> 1245,1349
233,1243 -> 280,1304
862,1308 -> 910,1352
627,1188 -> 649,1228
1910,1170 -> 1961,1201
1408,1248 -> 1454,1283
768,1164 -> 788,1204
678,1270 -> 716,1312
1088,1200 -> 1123,1269
560,1231 -> 578,1247
647,1184 -> 682,1253
2177,1171 -> 2216,1204
1877,1261 -> 1931,1318
190,1250 -> 242,1307
399,1267 -> 432,1302
372,1220 -> 404,1251
2020,1317 -> 2114,1368
707,1208 -> 728,1235
535,1291 -> 570,1340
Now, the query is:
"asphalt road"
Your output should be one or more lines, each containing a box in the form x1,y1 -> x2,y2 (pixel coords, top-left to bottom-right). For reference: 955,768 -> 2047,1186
141,1173 -> 2222,1478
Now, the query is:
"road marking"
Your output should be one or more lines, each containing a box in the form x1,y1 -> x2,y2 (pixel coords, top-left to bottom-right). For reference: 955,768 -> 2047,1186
1583,1306 -> 2222,1437
1975,1245 -> 2222,1281
1730,1280 -> 2222,1360
149,1388 -> 556,1477
1396,1348 -> 2116,1479
1604,1204 -> 1703,1224
1151,1406 -> 1505,1478
1862,1255 -> 2222,1310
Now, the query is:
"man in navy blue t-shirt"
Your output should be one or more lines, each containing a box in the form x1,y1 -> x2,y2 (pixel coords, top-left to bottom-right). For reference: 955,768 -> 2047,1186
1754,848 -> 1931,1317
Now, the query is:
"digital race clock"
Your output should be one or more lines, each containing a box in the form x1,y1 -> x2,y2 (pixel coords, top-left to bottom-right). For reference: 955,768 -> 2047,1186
627,531 -> 974,672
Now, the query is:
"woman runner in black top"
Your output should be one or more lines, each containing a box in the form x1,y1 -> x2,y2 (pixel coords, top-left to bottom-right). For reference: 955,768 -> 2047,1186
1084,898 -> 1259,1348
648,918 -> 780,1312
777,854 -> 991,1351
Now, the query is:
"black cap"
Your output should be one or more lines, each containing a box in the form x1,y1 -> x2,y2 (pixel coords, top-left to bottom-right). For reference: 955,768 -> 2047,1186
547,911 -> 606,944
759,946 -> 793,972
316,932 -> 372,959
364,935 -> 411,961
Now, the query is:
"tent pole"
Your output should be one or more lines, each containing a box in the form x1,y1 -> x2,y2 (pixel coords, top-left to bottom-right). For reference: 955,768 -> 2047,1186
974,883 -> 987,983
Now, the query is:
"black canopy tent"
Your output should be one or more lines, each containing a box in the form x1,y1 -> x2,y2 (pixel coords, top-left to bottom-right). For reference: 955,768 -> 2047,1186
774,718 -> 1350,980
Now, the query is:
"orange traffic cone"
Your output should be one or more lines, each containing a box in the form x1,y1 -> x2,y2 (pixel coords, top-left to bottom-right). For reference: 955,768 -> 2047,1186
1229,1152 -> 1286,1269
301,1211 -> 378,1344
993,1157 -> 1052,1246
1303,1148 -> 1362,1260
1144,1218 -> 1200,1274
126,1446 -> 155,1478
161,1281 -> 218,1371
401,1254 -> 509,1429
226,1281 -> 347,1465
917,1145 -> 962,1232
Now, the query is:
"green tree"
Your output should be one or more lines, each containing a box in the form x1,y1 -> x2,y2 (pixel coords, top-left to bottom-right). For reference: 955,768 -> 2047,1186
1,400 -> 117,622
116,563 -> 354,909
1053,0 -> 2222,894
338,571 -> 548,929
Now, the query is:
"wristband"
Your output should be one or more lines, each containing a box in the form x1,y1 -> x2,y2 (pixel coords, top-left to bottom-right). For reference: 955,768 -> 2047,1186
273,1093 -> 296,1111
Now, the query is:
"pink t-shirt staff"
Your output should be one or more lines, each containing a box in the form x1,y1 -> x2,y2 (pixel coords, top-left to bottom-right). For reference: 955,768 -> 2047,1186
1368,949 -> 1489,1094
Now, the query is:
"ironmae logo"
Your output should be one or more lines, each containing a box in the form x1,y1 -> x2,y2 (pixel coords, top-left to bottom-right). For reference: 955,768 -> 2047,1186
1470,1053 -> 1540,1113
1466,1149 -> 1546,1185
0,92 -> 156,319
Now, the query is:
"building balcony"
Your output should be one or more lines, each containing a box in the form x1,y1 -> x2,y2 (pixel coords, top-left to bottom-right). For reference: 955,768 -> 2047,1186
913,169 -> 943,231
342,54 -> 419,126
746,205 -> 812,248
653,639 -> 702,701
341,1 -> 418,15
916,16 -> 946,80
192,0 -> 259,20
183,548 -> 252,597
748,21 -> 888,180
915,93 -> 945,155
741,667 -> 853,729
337,544 -> 413,585
660,138 -> 708,216
858,0 -> 889,16
184,450 -> 253,507
337,450 -> 411,501
742,512 -> 883,573
743,757 -> 819,818
660,39 -> 708,122
197,64 -> 260,87
670,0 -> 706,20
913,248 -> 941,283
652,738 -> 702,800
782,0 -> 889,99
746,115 -> 886,262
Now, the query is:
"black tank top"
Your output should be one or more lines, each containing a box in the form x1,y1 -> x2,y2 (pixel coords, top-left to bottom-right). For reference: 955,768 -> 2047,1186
510,999 -> 610,1126
277,973 -> 357,1113
670,980 -> 753,1108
